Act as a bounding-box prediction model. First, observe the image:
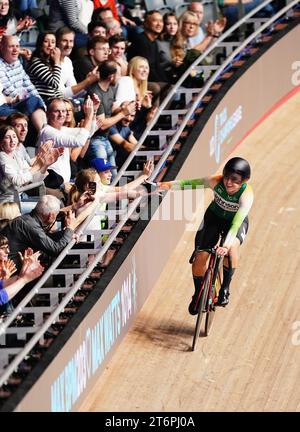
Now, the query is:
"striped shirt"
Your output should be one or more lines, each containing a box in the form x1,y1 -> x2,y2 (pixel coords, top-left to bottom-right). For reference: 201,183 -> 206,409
0,58 -> 43,102
48,0 -> 91,33
26,57 -> 63,102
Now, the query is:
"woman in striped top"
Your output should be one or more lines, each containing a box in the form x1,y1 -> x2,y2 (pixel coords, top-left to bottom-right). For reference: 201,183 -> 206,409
26,32 -> 63,103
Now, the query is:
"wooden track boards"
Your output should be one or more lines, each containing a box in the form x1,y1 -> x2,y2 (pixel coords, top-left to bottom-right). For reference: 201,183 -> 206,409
80,90 -> 300,412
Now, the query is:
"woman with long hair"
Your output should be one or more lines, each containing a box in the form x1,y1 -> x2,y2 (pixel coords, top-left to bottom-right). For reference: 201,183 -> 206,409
0,125 -> 59,206
26,31 -> 63,103
157,12 -> 179,73
114,56 -> 158,140
115,56 -> 152,110
62,98 -> 92,179
0,0 -> 35,39
169,11 -> 215,87
0,201 -> 20,231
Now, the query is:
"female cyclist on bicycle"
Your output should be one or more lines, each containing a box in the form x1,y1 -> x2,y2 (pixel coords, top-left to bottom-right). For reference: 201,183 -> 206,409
158,157 -> 254,314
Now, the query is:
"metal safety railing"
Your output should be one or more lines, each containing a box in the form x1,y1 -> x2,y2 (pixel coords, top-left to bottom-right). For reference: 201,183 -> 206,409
113,0 -> 290,185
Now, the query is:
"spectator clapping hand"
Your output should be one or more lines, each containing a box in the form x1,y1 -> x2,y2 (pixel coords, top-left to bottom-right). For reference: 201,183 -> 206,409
146,106 -> 158,125
121,101 -> 136,116
16,16 -> 36,33
37,139 -> 54,158
0,259 -> 17,280
18,249 -> 44,284
64,209 -> 77,231
33,140 -> 61,172
18,247 -> 35,262
39,148 -> 61,167
135,98 -> 142,111
206,17 -> 227,37
206,20 -> 215,36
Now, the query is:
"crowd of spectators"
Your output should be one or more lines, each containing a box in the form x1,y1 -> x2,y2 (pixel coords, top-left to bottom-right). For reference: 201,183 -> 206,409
0,0 -> 278,318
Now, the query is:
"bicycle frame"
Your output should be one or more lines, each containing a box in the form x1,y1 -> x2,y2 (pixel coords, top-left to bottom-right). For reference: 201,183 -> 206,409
192,233 -> 225,350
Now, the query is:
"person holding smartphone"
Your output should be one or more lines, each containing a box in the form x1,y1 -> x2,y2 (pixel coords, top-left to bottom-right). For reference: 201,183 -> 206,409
66,157 -> 153,266
67,157 -> 154,229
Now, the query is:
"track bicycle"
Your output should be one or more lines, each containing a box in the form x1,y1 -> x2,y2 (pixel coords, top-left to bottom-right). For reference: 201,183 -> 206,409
191,233 -> 225,351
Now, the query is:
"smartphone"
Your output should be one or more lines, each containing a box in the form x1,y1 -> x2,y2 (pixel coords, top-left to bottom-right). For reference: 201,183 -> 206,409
88,181 -> 97,195
56,211 -> 65,222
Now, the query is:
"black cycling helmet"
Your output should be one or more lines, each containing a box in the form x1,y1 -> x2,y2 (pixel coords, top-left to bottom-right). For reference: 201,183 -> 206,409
223,157 -> 251,181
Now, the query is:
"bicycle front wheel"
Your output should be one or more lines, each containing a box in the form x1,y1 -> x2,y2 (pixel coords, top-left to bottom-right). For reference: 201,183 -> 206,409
192,270 -> 212,351
204,271 -> 221,336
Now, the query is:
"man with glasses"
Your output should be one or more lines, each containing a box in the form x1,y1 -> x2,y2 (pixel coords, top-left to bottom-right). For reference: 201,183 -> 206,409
1,195 -> 94,273
73,35 -> 111,83
179,9 -> 226,53
187,2 -> 207,45
157,157 -> 253,312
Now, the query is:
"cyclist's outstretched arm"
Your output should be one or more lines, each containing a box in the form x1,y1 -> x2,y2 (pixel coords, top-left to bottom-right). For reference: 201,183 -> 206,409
224,183 -> 254,249
158,175 -> 221,191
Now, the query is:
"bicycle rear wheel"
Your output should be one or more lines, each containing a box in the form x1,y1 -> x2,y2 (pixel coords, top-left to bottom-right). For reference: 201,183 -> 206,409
204,271 -> 221,336
192,271 -> 211,351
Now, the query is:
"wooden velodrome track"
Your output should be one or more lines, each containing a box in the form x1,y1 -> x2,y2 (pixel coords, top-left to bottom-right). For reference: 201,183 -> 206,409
79,89 -> 300,412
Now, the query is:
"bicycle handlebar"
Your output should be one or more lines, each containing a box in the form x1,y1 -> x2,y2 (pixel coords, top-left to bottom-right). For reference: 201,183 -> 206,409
196,247 -> 217,254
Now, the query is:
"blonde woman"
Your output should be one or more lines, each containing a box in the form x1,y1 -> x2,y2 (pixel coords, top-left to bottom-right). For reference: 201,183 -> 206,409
169,11 -> 217,86
114,56 -> 159,138
173,10 -> 225,56
0,201 -> 21,221
63,99 -> 76,128
115,56 -> 152,110
0,201 -> 20,232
